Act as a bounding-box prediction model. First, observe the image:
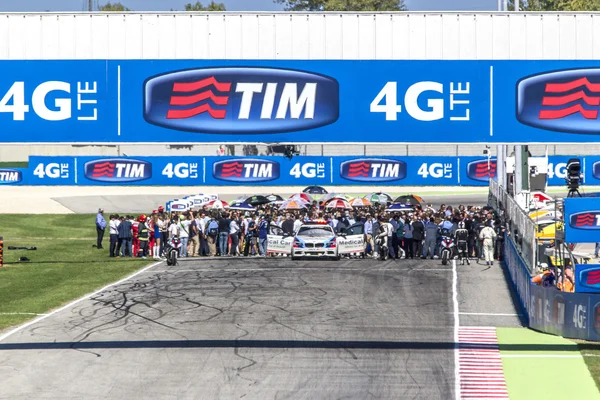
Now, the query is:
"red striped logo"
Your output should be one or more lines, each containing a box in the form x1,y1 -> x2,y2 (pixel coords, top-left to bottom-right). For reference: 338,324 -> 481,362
167,76 -> 231,120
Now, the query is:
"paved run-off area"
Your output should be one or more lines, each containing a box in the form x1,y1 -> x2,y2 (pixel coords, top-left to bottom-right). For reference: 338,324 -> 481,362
0,256 -> 597,399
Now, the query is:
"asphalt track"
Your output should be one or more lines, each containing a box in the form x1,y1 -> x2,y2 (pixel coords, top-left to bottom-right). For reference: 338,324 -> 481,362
0,255 -> 523,400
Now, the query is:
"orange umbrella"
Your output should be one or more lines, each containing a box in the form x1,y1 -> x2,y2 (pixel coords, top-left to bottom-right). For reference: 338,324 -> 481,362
280,199 -> 307,210
349,197 -> 372,207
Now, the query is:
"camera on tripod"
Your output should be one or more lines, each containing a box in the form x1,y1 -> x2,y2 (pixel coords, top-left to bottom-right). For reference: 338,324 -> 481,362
565,158 -> 583,197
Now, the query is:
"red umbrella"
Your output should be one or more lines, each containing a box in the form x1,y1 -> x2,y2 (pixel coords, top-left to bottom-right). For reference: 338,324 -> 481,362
206,199 -> 229,209
290,193 -> 313,203
325,198 -> 352,210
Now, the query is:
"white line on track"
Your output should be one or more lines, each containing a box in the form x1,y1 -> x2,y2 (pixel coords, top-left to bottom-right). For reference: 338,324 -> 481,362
0,260 -> 164,342
452,259 -> 460,400
458,312 -> 523,317
141,268 -> 453,273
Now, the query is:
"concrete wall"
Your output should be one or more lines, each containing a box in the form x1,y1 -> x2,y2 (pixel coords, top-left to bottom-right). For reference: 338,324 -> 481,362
1,12 -> 600,60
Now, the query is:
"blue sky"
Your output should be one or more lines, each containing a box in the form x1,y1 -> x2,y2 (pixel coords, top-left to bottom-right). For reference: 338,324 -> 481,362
1,0 -> 500,12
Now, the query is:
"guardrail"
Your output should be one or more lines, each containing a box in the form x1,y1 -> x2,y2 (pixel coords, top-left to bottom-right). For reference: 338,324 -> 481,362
489,179 -> 537,273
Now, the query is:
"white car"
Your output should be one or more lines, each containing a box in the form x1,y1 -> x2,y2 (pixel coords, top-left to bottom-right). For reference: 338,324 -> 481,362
267,221 -> 366,260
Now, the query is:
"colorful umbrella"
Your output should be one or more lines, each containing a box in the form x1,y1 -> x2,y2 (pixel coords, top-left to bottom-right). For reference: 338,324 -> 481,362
320,193 -> 349,203
206,199 -> 229,210
325,198 -> 353,210
303,185 -> 328,194
393,194 -> 425,206
290,193 -> 313,203
364,192 -> 393,204
280,199 -> 307,210
349,197 -> 372,207
228,201 -> 256,211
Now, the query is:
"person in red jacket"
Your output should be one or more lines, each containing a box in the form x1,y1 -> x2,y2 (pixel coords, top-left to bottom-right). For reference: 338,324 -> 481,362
132,216 -> 140,257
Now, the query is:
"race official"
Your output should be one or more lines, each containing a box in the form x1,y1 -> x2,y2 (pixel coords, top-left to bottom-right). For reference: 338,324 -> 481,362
95,208 -> 106,249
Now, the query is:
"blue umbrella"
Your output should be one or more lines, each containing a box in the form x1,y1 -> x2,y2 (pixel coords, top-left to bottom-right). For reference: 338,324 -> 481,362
228,201 -> 256,211
385,203 -> 414,213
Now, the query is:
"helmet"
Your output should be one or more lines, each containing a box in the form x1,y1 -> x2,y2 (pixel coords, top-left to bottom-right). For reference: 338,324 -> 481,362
139,215 -> 147,222
458,221 -> 465,229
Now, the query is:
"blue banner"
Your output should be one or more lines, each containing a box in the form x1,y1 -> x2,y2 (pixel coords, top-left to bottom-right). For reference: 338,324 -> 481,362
5,61 -> 600,143
2,154 -> 599,186
504,235 -> 600,341
564,198 -> 600,243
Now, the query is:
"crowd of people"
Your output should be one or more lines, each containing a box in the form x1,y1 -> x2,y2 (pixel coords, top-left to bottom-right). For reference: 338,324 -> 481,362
94,199 -> 507,264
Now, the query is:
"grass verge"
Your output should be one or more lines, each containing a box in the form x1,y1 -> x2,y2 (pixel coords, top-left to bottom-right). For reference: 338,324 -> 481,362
0,161 -> 28,169
0,214 -> 151,331
578,341 -> 600,391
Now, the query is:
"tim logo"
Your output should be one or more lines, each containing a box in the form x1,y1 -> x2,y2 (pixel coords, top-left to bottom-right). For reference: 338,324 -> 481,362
569,211 -> 600,229
171,204 -> 187,210
517,68 -> 600,134
592,161 -> 600,180
144,67 -> 339,134
466,159 -> 497,182
579,270 -> 600,293
339,159 -> 407,182
0,169 -> 22,184
84,159 -> 152,183
213,159 -> 280,182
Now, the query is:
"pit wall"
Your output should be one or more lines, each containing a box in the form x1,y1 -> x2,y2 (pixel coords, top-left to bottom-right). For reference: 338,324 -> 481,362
0,155 -> 597,187
504,237 -> 600,341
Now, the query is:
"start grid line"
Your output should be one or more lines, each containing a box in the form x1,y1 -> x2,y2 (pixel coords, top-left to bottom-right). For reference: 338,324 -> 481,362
458,327 -> 509,400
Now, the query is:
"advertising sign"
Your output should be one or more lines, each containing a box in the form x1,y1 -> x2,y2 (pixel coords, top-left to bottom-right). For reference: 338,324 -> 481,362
564,198 -> 600,243
4,60 -> 600,143
504,235 -> 600,341
575,264 -> 600,294
1,154 -> 597,187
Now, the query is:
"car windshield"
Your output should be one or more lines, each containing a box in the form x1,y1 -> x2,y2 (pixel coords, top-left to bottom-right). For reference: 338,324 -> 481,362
297,226 -> 333,237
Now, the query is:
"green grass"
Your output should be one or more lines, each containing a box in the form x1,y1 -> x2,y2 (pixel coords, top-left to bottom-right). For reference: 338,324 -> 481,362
578,342 -> 600,391
0,214 -> 151,331
0,161 -> 27,168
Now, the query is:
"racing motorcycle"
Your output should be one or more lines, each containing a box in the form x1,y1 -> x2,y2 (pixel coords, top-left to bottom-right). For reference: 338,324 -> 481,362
164,237 -> 182,266
439,232 -> 456,266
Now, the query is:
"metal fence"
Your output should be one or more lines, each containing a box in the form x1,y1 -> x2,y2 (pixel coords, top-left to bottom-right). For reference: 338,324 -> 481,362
489,179 -> 537,274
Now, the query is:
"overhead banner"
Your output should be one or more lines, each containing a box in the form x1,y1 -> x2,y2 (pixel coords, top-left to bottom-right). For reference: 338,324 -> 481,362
564,198 -> 600,243
4,60 -> 600,143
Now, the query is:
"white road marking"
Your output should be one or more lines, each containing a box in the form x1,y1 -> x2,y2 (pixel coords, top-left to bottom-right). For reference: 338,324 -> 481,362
458,312 -> 523,317
453,259 -> 460,400
0,260 -> 163,342
142,267 -> 453,273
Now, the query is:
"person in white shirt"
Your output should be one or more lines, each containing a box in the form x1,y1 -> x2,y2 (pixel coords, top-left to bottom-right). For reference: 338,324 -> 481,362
178,215 -> 191,257
229,217 -> 240,256
109,214 -> 121,257
293,215 -> 303,234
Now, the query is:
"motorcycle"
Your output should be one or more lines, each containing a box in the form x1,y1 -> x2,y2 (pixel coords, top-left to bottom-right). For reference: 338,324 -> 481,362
439,234 -> 456,266
164,237 -> 182,266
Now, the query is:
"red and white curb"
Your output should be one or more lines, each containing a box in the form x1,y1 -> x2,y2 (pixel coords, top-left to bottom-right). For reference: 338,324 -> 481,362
458,327 -> 508,399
